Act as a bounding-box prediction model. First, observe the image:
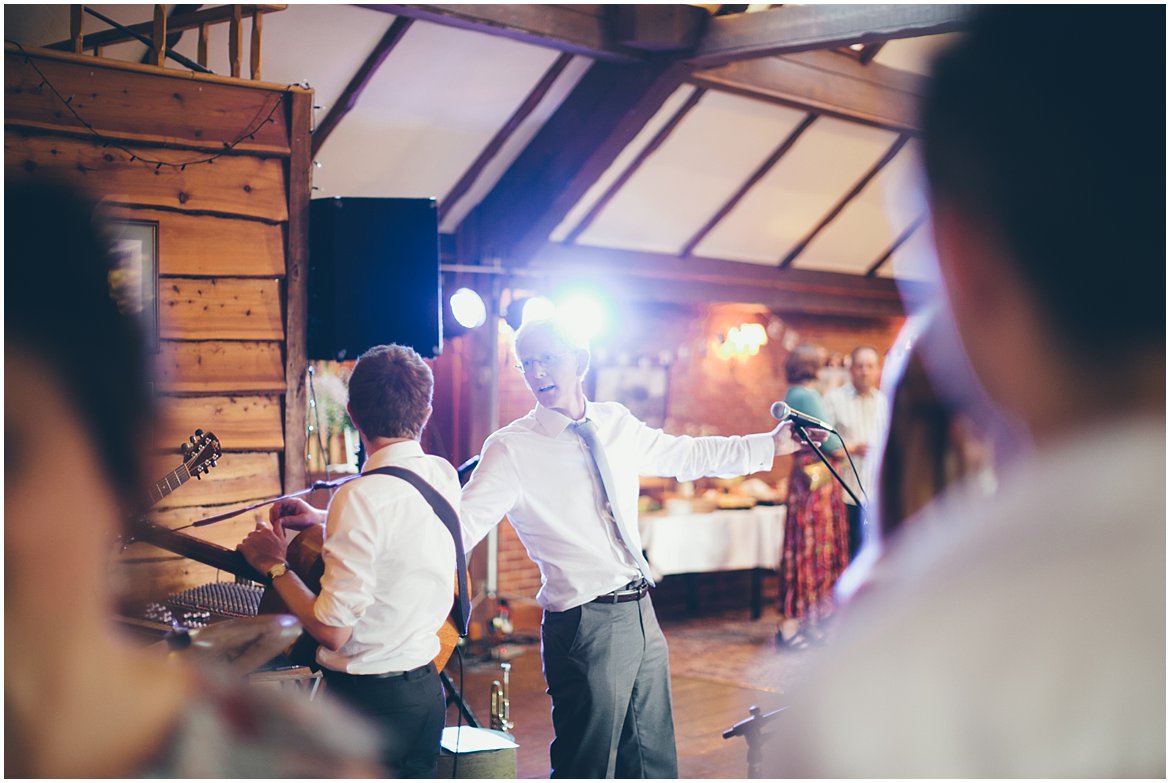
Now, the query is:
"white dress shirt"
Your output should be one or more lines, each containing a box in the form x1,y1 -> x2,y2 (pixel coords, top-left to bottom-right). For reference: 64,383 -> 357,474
461,400 -> 776,611
313,440 -> 458,674
822,383 -> 889,505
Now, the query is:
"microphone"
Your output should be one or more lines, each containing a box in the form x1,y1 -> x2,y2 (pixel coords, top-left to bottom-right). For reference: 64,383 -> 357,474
770,401 -> 833,431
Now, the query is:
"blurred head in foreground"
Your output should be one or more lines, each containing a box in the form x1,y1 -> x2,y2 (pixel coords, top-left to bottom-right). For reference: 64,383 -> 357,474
764,6 -> 1165,777
919,6 -> 1164,436
4,177 -> 380,776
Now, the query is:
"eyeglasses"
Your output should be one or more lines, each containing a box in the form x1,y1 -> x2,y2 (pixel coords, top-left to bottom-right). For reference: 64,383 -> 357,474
514,352 -> 567,373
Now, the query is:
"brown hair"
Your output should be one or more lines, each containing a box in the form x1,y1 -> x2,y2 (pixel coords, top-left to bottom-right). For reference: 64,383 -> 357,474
346,344 -> 433,439
784,344 -> 824,384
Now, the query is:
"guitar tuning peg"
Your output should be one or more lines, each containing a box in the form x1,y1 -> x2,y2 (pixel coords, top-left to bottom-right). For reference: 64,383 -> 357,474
180,442 -> 189,454
194,428 -> 204,437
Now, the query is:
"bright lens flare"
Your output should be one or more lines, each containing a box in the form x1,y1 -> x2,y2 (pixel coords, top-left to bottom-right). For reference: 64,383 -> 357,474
557,294 -> 607,344
521,296 -> 556,324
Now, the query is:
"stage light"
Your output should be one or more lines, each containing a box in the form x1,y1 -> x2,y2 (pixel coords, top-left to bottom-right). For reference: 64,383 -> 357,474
450,287 -> 486,329
557,293 -> 608,344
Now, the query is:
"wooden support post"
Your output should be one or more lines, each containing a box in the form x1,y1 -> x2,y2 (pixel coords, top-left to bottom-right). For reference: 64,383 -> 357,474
152,5 -> 166,67
250,9 -> 262,80
70,6 -> 84,53
229,5 -> 243,78
198,23 -> 209,68
283,88 -> 313,494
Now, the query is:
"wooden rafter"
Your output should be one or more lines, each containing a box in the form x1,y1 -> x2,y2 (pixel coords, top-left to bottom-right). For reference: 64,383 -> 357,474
680,112 -> 817,258
780,134 -> 910,268
463,59 -> 690,267
685,4 -> 972,68
563,86 -> 706,245
866,212 -> 927,277
533,242 -> 915,319
691,50 -> 924,133
858,41 -> 886,65
441,52 -> 574,221
360,4 -> 641,62
311,16 -> 413,158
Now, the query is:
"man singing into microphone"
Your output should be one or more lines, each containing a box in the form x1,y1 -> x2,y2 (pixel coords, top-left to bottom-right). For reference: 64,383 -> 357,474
459,317 -> 824,778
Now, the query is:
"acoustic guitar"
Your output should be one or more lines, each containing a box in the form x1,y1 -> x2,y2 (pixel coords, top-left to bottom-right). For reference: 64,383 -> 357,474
132,429 -> 461,670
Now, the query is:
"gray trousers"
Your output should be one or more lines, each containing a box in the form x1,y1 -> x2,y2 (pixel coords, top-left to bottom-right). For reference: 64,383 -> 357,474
541,596 -> 678,778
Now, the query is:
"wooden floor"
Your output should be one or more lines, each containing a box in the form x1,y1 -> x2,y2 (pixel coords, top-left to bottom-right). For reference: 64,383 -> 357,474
442,608 -> 811,779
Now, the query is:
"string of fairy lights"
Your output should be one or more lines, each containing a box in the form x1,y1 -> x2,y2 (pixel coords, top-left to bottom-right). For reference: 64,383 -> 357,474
9,41 -> 303,172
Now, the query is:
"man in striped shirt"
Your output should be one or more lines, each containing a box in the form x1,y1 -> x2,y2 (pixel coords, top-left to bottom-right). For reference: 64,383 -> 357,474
822,345 -> 888,560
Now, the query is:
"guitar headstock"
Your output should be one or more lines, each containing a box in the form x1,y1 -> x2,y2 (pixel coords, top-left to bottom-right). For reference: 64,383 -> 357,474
180,429 -> 221,479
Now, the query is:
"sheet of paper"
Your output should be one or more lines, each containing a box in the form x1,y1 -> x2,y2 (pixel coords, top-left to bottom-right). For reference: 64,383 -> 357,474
440,726 -> 518,754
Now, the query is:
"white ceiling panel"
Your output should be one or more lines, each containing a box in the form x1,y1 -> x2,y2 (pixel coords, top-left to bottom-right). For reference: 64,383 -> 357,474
794,139 -> 922,275
308,19 -> 566,200
693,116 -> 899,264
573,89 -> 812,254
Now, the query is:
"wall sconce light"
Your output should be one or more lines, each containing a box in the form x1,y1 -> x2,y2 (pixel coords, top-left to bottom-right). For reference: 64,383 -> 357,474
716,322 -> 768,359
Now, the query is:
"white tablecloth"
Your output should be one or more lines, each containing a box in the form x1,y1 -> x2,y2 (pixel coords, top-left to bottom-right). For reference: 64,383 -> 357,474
638,505 -> 786,581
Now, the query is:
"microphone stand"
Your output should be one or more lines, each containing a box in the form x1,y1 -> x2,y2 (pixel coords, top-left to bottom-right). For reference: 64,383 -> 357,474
188,475 -> 361,529
792,423 -> 865,509
723,705 -> 786,778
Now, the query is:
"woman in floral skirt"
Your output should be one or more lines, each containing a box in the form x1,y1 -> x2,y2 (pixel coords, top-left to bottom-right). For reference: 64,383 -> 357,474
776,344 -> 850,648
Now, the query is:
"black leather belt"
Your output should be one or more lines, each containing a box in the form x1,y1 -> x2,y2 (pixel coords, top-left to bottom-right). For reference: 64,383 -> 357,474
327,660 -> 435,680
591,579 -> 649,604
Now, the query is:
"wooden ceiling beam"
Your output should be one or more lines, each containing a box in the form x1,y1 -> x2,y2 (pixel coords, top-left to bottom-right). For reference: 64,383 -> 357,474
441,52 -> 574,222
360,4 -> 642,63
781,134 -> 910,268
680,112 -> 817,258
858,41 -> 886,66
463,59 -> 691,268
531,242 -> 920,319
866,212 -> 927,277
685,4 -> 972,68
563,85 -> 706,245
691,50 -> 925,133
311,16 -> 413,158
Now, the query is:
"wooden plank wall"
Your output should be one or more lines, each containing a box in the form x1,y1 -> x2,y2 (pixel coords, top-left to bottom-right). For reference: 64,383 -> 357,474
5,46 -> 312,606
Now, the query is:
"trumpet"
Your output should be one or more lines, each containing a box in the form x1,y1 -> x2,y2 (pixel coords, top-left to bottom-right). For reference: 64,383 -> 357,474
489,661 -> 513,732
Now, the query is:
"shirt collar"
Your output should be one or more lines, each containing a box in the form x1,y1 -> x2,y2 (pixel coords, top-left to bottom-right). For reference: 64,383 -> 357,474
362,439 -> 425,470
533,400 -> 598,437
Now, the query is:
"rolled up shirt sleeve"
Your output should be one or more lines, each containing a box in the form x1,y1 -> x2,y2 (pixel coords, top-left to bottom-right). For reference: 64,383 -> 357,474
314,488 -> 380,629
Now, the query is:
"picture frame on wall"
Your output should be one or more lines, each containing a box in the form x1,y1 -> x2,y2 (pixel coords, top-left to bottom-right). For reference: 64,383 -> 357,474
106,219 -> 159,352
593,364 -> 670,429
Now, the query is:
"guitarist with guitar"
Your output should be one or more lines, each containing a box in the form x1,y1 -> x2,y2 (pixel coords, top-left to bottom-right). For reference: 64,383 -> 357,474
237,343 -> 464,779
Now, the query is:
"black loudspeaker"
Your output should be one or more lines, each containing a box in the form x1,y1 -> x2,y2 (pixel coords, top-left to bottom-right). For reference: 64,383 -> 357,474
307,197 -> 442,360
